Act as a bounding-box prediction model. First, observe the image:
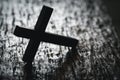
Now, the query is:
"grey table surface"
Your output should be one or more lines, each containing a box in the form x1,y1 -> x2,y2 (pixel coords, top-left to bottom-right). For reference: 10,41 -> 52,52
0,0 -> 120,80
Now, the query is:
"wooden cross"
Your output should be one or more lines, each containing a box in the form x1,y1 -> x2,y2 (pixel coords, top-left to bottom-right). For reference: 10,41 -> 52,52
14,5 -> 78,63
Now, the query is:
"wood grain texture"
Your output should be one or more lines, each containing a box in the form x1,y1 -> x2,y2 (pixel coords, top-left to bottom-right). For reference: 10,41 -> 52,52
0,0 -> 120,80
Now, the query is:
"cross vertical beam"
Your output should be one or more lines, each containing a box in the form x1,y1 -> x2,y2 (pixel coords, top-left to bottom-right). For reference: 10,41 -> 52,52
23,6 -> 53,63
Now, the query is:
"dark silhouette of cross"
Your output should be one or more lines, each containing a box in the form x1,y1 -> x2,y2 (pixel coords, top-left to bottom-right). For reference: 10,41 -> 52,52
14,5 -> 78,63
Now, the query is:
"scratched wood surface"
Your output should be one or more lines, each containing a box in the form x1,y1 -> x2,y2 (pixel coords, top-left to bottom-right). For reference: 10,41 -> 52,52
0,0 -> 120,80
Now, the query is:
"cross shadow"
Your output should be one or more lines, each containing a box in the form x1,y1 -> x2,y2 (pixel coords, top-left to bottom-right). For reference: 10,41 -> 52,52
23,62 -> 33,80
52,48 -> 81,80
23,47 -> 81,80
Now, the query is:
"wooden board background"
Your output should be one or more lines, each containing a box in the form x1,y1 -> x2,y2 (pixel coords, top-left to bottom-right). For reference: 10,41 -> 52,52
0,0 -> 120,80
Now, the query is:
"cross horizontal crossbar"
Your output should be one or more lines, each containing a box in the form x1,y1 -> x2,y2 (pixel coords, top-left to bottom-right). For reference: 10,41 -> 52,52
14,26 -> 78,47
